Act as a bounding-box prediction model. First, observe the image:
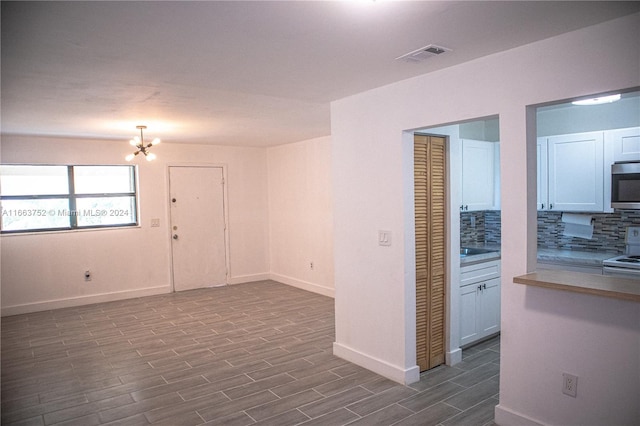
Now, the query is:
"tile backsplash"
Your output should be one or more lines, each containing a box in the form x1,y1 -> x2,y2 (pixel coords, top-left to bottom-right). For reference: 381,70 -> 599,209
537,210 -> 640,254
460,211 -> 501,246
460,209 -> 640,253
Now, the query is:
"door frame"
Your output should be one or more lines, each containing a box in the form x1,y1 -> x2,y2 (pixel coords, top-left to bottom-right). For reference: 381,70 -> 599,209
166,163 -> 231,292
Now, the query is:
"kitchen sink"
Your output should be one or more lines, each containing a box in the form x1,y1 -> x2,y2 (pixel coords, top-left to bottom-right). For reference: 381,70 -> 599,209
460,247 -> 501,264
460,247 -> 498,256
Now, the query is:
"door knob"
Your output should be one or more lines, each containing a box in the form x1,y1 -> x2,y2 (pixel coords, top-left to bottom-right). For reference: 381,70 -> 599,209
173,234 -> 179,240
172,198 -> 177,203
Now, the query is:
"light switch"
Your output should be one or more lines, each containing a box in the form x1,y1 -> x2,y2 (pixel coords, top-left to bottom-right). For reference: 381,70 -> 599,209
378,230 -> 392,246
151,218 -> 160,227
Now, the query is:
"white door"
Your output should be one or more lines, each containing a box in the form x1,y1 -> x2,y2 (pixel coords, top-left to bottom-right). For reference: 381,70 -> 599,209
169,166 -> 227,291
610,127 -> 640,162
547,131 -> 604,212
537,138 -> 549,210
461,139 -> 495,211
459,283 -> 480,347
479,278 -> 501,337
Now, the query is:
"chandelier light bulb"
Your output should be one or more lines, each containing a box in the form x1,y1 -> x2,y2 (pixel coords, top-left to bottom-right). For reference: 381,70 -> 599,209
129,139 -> 138,147
151,138 -> 161,145
146,152 -> 156,161
125,153 -> 136,162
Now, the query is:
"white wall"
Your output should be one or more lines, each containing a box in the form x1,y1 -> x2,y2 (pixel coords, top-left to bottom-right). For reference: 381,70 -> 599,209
331,12 -> 639,425
1,135 -> 270,314
267,136 -> 334,297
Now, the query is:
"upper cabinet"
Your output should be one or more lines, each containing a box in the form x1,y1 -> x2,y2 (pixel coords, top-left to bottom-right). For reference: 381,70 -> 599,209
536,90 -> 640,212
538,127 -> 640,212
536,139 -> 548,211
538,131 -> 604,212
608,127 -> 640,162
461,139 -> 499,211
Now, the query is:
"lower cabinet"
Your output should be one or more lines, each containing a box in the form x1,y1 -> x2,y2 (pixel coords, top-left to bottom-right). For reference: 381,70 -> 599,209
460,260 -> 501,347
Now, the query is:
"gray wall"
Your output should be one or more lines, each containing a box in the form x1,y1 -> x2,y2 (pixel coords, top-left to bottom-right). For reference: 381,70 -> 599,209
537,93 -> 640,136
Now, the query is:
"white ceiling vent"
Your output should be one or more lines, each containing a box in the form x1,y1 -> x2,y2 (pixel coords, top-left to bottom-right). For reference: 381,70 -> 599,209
396,44 -> 452,63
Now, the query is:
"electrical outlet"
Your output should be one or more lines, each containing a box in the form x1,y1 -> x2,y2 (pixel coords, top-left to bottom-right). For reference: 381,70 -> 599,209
309,261 -> 314,270
84,270 -> 92,282
562,372 -> 578,397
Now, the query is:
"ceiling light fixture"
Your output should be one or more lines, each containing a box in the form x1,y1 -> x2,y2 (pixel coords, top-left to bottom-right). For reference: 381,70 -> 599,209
571,94 -> 621,106
125,125 -> 160,162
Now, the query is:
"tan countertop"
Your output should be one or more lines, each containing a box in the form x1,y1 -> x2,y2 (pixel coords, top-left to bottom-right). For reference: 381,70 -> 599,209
514,270 -> 640,303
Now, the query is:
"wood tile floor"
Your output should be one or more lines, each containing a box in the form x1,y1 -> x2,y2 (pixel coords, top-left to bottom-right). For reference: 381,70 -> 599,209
1,281 -> 500,426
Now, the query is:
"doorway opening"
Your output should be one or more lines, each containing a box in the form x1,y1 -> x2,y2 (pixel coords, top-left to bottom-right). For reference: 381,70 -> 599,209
532,89 -> 640,275
411,116 -> 501,370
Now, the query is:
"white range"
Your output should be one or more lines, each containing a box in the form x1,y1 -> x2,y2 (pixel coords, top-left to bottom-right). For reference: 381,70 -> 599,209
603,226 -> 640,279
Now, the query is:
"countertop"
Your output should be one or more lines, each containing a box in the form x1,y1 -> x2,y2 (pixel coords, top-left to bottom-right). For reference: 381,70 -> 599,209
461,246 -> 617,268
514,269 -> 640,303
537,248 -> 616,267
460,245 -> 501,266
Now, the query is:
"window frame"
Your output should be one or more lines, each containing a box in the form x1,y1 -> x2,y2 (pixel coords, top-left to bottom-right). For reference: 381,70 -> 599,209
0,164 -> 139,234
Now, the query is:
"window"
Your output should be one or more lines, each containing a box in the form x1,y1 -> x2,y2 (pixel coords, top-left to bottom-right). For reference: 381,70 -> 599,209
0,165 -> 138,233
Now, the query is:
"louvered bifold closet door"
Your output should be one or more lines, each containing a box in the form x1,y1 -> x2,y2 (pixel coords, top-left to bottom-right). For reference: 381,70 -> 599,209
414,135 -> 446,372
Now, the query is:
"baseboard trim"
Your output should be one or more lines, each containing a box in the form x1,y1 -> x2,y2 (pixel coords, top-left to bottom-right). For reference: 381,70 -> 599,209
1,286 -> 169,317
269,273 -> 335,298
333,342 -> 420,385
1,273 -> 334,316
446,347 -> 463,366
227,273 -> 271,285
494,404 -> 544,426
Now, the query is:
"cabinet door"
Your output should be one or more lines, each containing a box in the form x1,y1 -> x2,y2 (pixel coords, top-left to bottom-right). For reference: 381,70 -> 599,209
461,140 -> 495,211
537,138 -> 548,210
459,284 -> 480,347
478,278 -> 501,337
610,127 -> 640,162
547,132 -> 604,212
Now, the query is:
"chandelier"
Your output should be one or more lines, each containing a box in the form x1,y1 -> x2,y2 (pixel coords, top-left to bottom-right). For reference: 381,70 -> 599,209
125,125 -> 160,161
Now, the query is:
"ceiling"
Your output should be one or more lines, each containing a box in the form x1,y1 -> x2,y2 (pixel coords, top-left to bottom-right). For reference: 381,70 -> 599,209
2,1 -> 639,147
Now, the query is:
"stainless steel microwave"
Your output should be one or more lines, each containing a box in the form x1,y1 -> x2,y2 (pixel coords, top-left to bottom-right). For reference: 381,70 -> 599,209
611,162 -> 640,209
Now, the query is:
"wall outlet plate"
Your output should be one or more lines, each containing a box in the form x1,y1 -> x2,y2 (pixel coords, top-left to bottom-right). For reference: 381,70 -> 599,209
562,372 -> 578,397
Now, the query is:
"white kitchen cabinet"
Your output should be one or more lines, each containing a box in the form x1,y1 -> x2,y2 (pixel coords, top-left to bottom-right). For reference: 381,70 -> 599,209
460,283 -> 481,345
478,278 -> 500,337
538,131 -> 604,212
608,127 -> 640,162
461,139 -> 497,211
537,138 -> 548,210
460,260 -> 501,347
